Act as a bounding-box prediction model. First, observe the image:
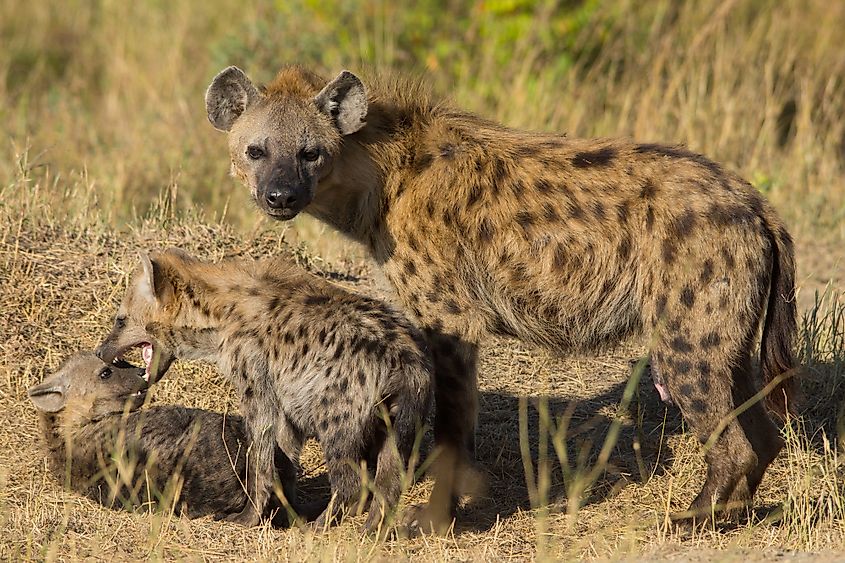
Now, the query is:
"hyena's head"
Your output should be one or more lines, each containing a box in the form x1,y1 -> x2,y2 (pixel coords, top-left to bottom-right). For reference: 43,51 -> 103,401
205,65 -> 368,220
28,352 -> 148,426
95,250 -> 186,383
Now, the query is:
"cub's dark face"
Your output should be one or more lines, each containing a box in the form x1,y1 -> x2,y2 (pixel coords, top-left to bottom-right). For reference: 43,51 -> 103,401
27,353 -> 148,422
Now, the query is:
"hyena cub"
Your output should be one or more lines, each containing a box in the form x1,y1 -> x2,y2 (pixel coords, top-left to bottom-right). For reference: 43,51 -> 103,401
28,352 -> 304,523
95,249 -> 432,532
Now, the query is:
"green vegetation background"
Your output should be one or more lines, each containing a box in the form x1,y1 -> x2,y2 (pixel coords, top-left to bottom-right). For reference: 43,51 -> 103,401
1,0 -> 843,239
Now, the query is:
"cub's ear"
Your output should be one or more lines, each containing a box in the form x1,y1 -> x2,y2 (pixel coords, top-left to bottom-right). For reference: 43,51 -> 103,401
205,66 -> 261,132
28,376 -> 67,413
314,70 -> 368,135
137,252 -> 174,305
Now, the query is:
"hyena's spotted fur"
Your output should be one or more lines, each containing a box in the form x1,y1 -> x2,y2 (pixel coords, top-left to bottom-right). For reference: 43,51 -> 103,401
96,249 -> 432,532
206,66 -> 798,531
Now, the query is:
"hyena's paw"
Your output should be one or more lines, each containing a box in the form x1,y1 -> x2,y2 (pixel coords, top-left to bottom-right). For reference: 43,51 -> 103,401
400,502 -> 454,536
361,507 -> 397,540
216,505 -> 262,527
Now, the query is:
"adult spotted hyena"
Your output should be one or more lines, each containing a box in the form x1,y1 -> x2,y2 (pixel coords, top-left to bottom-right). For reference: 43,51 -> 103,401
205,65 -> 797,531
96,249 -> 432,532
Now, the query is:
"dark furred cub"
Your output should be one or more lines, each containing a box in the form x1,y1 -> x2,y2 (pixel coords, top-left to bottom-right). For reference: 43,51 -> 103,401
95,249 -> 432,533
28,352 -> 302,524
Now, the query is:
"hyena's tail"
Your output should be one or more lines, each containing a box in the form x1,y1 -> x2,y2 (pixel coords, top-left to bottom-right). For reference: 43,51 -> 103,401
760,210 -> 798,419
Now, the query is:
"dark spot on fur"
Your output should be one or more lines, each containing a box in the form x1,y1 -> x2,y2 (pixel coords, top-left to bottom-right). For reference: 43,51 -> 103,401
478,217 -> 493,243
568,201 -> 585,221
655,295 -> 668,319
662,240 -> 676,264
708,203 -> 752,227
535,178 -> 553,193
542,203 -> 559,222
700,332 -> 721,348
721,247 -> 736,269
700,259 -> 714,284
679,384 -> 693,395
690,399 -> 707,414
680,286 -> 696,308
268,297 -> 280,311
672,209 -> 697,239
407,234 -> 420,252
592,201 -> 606,221
553,243 -> 567,271
645,206 -> 655,231
675,361 -> 692,375
616,201 -> 630,223
404,260 -> 417,277
571,146 -> 616,168
640,180 -> 658,199
304,295 -> 329,306
338,377 -> 349,394
670,336 -> 693,353
244,386 -> 254,399
357,370 -> 367,386
667,317 -> 682,333
414,151 -> 434,172
445,300 -> 462,314
466,184 -> 482,208
515,211 -> 534,231
425,200 -> 436,217
617,235 -> 632,261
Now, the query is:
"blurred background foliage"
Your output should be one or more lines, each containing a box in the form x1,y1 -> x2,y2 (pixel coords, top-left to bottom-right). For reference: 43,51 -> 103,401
1,0 -> 843,240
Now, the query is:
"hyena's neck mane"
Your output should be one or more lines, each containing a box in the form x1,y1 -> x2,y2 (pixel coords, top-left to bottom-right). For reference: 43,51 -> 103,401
308,71 -> 449,257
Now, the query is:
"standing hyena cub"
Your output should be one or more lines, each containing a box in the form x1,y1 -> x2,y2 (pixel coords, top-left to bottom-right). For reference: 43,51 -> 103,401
95,249 -> 432,532
205,65 -> 798,531
28,352 -> 304,523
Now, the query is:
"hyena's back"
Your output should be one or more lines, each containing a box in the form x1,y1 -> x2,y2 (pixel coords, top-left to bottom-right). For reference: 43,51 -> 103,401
386,131 -> 788,357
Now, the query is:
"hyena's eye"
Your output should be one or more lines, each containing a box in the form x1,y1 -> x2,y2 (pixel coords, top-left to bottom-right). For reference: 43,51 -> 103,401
99,367 -> 112,380
246,145 -> 265,160
301,148 -> 320,162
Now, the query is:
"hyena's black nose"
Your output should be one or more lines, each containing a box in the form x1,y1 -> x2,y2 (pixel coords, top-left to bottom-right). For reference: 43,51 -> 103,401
266,188 -> 298,209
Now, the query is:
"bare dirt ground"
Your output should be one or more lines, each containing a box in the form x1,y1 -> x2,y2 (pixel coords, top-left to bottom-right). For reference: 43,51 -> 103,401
1,219 -> 843,561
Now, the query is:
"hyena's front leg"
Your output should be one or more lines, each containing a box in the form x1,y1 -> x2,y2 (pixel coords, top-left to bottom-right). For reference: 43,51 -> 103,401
222,413 -> 278,526
404,330 -> 479,534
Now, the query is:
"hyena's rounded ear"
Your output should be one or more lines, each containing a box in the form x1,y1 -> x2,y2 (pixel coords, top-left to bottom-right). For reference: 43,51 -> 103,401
205,66 -> 261,132
28,377 -> 67,413
315,70 -> 368,136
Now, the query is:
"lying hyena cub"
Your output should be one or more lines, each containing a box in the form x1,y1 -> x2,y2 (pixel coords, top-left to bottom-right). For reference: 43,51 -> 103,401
95,249 -> 432,532
28,352 -> 305,524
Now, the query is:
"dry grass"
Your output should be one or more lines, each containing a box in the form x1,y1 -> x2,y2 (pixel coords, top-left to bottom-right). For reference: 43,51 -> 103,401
2,0 -> 845,560
1,178 -> 844,561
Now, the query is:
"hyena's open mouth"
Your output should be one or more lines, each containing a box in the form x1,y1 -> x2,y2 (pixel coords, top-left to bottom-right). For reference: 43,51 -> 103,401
113,342 -> 155,381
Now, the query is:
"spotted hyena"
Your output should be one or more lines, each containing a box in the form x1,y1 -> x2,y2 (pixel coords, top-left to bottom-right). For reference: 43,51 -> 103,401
205,66 -> 797,531
27,352 -> 308,524
95,249 -> 432,532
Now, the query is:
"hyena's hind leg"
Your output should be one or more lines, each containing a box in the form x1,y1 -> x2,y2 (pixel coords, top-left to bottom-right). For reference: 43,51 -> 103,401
653,345 -> 758,522
724,356 -> 785,516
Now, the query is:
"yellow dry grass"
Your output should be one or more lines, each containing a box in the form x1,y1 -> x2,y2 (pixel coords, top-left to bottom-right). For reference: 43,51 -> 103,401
1,181 -> 844,561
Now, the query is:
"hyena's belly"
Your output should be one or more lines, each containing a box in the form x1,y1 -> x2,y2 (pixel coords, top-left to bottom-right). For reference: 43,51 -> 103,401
481,244 -> 643,353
